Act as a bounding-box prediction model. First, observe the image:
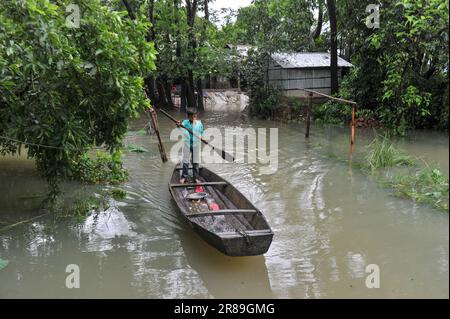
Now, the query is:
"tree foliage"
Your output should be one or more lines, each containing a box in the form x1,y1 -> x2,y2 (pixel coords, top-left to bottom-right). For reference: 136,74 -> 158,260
219,0 -> 315,52
138,0 -> 236,109
336,0 -> 449,134
0,0 -> 156,200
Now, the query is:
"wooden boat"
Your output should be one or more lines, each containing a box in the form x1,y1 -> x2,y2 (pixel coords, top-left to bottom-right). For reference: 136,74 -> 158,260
169,165 -> 273,256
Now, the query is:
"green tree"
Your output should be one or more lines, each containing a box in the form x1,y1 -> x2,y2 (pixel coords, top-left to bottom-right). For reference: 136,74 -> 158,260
0,0 -> 156,201
337,0 -> 449,134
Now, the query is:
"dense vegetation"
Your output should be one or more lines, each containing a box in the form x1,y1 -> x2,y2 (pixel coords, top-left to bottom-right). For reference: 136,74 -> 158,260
0,0 -> 448,205
219,0 -> 448,134
332,0 -> 449,134
137,0 -> 239,110
0,0 -> 156,202
363,135 -> 448,212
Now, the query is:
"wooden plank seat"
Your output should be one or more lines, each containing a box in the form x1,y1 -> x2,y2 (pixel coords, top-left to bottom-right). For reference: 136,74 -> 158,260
188,209 -> 258,218
169,181 -> 228,188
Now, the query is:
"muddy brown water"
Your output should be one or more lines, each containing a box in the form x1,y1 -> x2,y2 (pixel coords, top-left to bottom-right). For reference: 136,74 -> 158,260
0,111 -> 448,298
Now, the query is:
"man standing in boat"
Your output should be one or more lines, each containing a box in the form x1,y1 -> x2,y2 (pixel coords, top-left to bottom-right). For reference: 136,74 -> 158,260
177,108 -> 204,184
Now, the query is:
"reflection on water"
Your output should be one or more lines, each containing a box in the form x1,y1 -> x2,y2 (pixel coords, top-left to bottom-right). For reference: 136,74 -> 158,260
0,111 -> 448,298
178,229 -> 273,299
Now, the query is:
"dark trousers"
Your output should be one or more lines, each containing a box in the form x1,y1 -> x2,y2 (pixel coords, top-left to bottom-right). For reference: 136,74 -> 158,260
181,145 -> 200,181
182,162 -> 200,181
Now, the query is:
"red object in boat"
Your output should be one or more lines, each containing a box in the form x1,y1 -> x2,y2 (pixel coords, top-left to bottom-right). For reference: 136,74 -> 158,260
195,186 -> 204,193
209,202 -> 220,211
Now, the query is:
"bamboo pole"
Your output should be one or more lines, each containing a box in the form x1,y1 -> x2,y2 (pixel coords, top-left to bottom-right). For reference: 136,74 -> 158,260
303,88 -> 357,105
0,211 -> 52,233
351,105 -> 355,145
305,92 -> 312,138
149,108 -> 168,162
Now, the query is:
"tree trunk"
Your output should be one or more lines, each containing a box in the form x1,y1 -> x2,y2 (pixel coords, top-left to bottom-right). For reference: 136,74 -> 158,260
156,81 -> 167,106
144,0 -> 158,106
197,79 -> 204,110
186,75 -> 196,109
165,80 -> 174,108
204,0 -> 211,92
173,0 -> 184,110
327,0 -> 339,95
313,0 -> 323,39
147,0 -> 155,41
145,77 -> 158,106
122,0 -> 136,20
181,80 -> 187,110
204,0 -> 209,21
185,0 -> 198,109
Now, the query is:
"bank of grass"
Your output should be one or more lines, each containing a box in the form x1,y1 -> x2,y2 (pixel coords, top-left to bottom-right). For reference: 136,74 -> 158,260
365,134 -> 415,170
391,167 -> 449,212
365,135 -> 448,212
322,134 -> 448,212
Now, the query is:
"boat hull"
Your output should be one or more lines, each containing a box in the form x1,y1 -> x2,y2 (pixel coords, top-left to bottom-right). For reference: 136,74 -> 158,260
169,165 -> 273,256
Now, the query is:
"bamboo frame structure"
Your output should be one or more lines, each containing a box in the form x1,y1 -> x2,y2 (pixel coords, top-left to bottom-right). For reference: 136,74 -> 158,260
301,88 -> 357,149
300,89 -> 357,159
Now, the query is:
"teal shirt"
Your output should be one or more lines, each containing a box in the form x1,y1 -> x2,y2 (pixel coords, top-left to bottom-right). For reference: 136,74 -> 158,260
182,119 -> 204,148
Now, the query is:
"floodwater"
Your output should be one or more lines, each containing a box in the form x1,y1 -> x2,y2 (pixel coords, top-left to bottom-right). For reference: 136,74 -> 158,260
0,110 -> 448,298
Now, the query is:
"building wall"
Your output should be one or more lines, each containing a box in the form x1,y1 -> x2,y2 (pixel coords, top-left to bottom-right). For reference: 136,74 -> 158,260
203,90 -> 248,112
268,62 -> 344,97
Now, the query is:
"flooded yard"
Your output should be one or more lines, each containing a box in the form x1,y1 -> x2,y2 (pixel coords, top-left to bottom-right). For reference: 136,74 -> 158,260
0,111 -> 448,298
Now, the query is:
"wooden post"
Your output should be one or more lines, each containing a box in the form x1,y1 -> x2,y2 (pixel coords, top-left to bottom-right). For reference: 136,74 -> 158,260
149,108 -> 168,162
349,105 -> 356,161
351,105 -> 355,145
299,88 -> 357,155
305,92 -> 312,138
237,62 -> 241,93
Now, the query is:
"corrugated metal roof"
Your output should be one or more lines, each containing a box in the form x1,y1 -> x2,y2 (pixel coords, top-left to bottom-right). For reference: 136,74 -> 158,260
272,52 -> 353,68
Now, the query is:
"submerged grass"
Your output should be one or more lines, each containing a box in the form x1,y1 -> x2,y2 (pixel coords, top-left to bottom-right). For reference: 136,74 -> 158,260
364,135 -> 447,212
390,167 -> 449,212
59,194 -> 110,220
365,134 -> 415,170
320,133 -> 448,213
109,188 -> 127,200
0,188 -> 127,233
125,144 -> 148,153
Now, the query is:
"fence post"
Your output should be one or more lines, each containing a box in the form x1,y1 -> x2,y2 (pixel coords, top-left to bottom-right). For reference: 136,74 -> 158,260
305,92 -> 312,138
351,105 -> 355,145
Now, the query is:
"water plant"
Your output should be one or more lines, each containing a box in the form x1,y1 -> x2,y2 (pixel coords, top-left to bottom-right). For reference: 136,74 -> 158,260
391,167 -> 449,212
59,195 -> 108,218
125,144 -> 149,153
365,134 -> 415,170
109,188 -> 127,200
